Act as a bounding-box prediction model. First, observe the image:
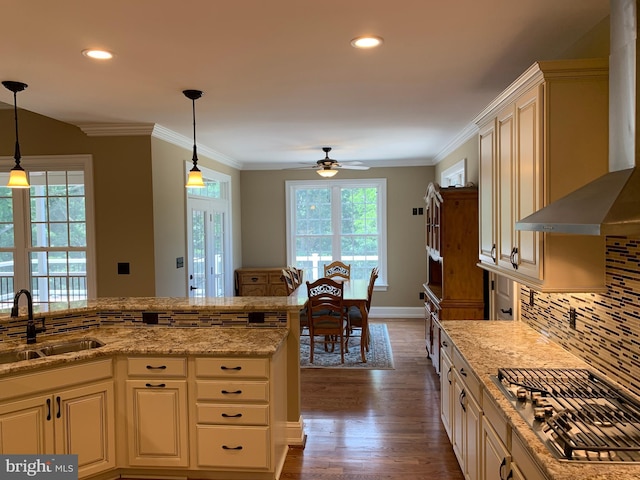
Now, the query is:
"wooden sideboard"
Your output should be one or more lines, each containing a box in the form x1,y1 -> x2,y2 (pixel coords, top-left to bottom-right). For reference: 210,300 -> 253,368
235,268 -> 288,296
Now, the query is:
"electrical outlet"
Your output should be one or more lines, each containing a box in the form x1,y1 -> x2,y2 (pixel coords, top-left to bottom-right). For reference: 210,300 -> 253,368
412,207 -> 418,215
569,307 -> 577,330
419,291 -> 425,300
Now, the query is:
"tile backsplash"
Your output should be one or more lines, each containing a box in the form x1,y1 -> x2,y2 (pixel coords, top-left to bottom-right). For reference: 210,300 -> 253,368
520,236 -> 640,398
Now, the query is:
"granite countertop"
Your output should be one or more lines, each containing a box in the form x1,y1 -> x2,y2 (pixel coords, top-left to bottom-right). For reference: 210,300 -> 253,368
0,295 -> 307,319
440,320 -> 640,480
0,326 -> 289,375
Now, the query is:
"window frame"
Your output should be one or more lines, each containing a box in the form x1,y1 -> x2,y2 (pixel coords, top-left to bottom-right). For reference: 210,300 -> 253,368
0,154 -> 96,304
285,178 -> 387,288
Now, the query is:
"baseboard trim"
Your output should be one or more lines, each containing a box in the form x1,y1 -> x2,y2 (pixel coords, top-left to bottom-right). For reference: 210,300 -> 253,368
287,416 -> 306,447
369,306 -> 423,318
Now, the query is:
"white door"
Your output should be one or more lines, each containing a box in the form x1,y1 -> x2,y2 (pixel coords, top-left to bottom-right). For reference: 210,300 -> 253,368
187,198 -> 211,298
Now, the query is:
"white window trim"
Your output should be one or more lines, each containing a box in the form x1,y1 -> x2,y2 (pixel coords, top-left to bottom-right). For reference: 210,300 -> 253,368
285,178 -> 388,289
440,158 -> 466,187
0,154 -> 97,299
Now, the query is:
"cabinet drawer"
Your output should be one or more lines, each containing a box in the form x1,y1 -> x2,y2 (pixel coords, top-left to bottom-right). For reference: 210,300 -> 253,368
512,429 -> 549,480
196,425 -> 269,469
127,357 -> 186,377
197,404 -> 269,425
239,273 -> 268,285
483,392 -> 509,446
195,357 -> 269,378
440,329 -> 453,360
196,380 -> 269,402
453,348 -> 481,401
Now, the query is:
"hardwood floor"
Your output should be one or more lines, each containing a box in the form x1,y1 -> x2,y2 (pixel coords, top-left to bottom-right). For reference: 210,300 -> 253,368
280,318 -> 464,479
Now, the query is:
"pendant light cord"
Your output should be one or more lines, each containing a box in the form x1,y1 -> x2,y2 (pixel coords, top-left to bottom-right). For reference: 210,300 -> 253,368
12,90 -> 21,164
191,98 -> 198,165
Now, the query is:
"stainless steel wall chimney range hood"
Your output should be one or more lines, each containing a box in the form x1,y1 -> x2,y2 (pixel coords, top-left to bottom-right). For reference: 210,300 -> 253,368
515,0 -> 640,236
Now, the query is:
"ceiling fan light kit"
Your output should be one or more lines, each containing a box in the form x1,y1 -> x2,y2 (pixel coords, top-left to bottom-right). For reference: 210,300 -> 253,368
2,80 -> 30,188
183,89 -> 206,188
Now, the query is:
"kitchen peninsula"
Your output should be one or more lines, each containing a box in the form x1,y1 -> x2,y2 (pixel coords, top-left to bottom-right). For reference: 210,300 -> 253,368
0,296 -> 306,480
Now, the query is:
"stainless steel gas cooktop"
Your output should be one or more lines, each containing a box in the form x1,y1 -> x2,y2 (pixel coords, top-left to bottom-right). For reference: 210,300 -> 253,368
493,367 -> 640,463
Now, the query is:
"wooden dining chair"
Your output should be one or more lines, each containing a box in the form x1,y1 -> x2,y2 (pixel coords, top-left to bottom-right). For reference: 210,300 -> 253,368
323,261 -> 351,280
306,277 -> 349,363
281,268 -> 296,295
348,267 -> 379,356
282,268 -> 309,335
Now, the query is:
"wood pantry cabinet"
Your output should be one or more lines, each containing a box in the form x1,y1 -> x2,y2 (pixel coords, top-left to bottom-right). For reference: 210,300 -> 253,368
0,359 -> 116,479
424,183 -> 485,372
235,268 -> 288,296
476,58 -> 608,292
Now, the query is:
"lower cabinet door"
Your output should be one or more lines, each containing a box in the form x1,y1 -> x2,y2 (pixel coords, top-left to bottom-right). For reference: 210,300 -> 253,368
0,394 -> 54,454
126,380 -> 189,467
56,381 -> 116,478
196,425 -> 269,469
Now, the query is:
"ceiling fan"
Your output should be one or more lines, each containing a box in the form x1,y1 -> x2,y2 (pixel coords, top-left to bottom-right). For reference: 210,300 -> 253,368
294,147 -> 370,177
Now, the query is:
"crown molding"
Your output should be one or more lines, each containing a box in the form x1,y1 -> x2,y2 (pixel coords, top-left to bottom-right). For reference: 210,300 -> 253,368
77,123 -> 157,136
432,122 -> 479,164
76,122 -> 242,170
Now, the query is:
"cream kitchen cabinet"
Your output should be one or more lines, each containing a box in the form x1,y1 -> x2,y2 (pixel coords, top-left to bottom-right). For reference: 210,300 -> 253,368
441,332 -> 482,480
192,350 -> 287,476
0,359 -> 116,479
124,356 -> 189,468
475,58 -> 609,292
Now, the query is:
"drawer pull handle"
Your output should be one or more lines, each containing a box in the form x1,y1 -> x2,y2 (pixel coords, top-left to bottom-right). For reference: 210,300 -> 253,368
222,445 -> 243,450
56,396 -> 61,419
46,398 -> 51,421
222,413 -> 243,418
441,340 -> 449,348
221,365 -> 242,371
145,383 -> 166,388
499,457 -> 507,480
251,277 -> 259,282
221,389 -> 243,395
460,368 -> 467,377
146,365 -> 167,370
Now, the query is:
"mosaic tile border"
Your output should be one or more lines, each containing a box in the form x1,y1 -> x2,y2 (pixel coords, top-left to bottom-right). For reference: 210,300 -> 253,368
520,236 -> 640,398
0,309 -> 288,343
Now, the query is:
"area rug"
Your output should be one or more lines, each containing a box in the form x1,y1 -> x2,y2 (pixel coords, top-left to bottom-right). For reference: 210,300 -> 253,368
299,323 -> 394,369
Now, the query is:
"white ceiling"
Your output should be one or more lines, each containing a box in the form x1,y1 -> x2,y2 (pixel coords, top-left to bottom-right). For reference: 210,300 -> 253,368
0,0 -> 609,170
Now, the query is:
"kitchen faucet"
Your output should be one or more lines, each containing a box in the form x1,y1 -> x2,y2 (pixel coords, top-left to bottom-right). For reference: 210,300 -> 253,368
11,289 -> 46,344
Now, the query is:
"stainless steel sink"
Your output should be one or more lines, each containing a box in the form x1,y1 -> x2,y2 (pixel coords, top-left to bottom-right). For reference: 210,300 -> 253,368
39,338 -> 105,356
0,348 -> 44,364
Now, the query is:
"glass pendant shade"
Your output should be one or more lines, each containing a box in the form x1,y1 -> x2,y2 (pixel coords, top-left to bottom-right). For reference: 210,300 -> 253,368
186,166 -> 205,188
317,168 -> 338,178
7,165 -> 29,188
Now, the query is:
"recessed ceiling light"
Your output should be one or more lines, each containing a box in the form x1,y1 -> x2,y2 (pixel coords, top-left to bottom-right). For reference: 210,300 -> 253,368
350,35 -> 384,49
82,49 -> 114,60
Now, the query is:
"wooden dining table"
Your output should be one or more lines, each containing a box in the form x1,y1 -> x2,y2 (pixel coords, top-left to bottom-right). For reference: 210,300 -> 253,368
296,278 -> 370,362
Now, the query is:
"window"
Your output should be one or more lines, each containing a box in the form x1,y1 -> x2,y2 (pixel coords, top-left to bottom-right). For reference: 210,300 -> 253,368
0,155 -> 96,306
286,179 -> 386,284
440,158 -> 466,187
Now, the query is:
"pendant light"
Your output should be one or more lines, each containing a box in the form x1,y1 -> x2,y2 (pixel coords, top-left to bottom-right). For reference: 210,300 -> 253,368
2,81 -> 29,188
183,89 -> 205,188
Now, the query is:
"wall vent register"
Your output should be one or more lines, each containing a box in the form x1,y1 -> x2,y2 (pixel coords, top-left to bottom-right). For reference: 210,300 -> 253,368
493,367 -> 640,462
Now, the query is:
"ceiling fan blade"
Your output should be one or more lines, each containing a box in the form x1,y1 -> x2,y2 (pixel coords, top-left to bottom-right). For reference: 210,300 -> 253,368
336,164 -> 370,170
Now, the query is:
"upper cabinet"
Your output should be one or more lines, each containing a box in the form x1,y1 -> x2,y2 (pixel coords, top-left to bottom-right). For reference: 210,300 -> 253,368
475,59 -> 609,292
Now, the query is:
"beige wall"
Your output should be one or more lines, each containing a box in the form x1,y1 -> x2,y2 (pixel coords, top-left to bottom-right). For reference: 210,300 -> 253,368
0,109 -> 158,297
240,166 -> 435,307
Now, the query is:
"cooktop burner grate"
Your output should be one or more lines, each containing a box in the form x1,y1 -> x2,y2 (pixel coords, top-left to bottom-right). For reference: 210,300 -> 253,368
495,367 -> 640,462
